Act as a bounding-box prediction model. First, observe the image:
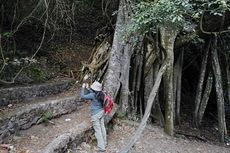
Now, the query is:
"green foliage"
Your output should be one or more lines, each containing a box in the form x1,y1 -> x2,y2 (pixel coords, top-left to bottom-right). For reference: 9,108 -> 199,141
174,133 -> 186,139
106,122 -> 114,130
191,0 -> 230,21
126,0 -> 230,37
40,111 -> 53,124
126,0 -> 193,36
26,64 -> 48,82
225,135 -> 230,143
201,0 -> 230,15
191,33 -> 205,44
2,32 -> 13,38
115,111 -> 127,120
15,128 -> 21,137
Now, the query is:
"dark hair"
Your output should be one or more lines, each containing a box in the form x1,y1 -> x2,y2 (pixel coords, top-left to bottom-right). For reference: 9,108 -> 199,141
95,91 -> 105,102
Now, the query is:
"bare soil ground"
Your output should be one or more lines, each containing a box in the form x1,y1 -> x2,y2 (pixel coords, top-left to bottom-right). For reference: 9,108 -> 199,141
76,119 -> 230,153
9,102 -> 90,153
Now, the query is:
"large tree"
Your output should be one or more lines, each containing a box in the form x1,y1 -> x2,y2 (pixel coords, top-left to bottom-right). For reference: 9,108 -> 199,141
83,0 -> 230,149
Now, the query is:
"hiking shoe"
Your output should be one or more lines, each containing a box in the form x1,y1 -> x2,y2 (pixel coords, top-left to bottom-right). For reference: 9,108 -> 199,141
94,147 -> 106,153
98,149 -> 106,153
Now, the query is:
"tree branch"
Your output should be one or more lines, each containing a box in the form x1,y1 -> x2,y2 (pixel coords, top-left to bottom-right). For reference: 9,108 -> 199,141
0,0 -> 49,84
200,11 -> 230,35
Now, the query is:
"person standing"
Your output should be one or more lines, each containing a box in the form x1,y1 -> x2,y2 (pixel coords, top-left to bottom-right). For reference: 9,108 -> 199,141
80,81 -> 107,152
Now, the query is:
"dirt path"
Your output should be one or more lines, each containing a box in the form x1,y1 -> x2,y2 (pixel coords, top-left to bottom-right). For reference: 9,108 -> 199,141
3,81 -> 229,153
9,103 -> 90,153
6,104 -> 229,153
77,119 -> 229,153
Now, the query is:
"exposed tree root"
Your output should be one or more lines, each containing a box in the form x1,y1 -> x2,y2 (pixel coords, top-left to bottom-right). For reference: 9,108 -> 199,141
81,36 -> 112,81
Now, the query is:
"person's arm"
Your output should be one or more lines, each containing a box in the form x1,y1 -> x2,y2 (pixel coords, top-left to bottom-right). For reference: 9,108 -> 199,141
80,88 -> 94,100
80,83 -> 94,100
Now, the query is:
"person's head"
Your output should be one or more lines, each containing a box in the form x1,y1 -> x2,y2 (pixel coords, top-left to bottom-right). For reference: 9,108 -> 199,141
90,81 -> 102,92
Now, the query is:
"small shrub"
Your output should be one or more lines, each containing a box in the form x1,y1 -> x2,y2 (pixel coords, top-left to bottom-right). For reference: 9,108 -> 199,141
26,64 -> 48,82
115,111 -> 127,120
38,111 -> 53,125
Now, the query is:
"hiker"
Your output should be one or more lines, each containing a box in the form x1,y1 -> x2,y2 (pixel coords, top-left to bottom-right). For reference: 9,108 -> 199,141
80,81 -> 107,152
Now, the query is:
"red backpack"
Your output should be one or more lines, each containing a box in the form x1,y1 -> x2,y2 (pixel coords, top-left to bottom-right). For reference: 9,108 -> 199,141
103,94 -> 114,114
96,91 -> 114,114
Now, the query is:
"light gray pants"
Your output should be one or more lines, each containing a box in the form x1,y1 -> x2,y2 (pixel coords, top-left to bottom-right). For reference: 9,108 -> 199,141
91,110 -> 107,150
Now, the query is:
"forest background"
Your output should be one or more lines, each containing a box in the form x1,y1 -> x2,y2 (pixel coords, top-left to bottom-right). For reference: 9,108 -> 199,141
0,0 -> 230,149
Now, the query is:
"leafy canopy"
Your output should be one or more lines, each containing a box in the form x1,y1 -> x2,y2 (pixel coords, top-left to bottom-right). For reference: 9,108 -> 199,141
127,0 -> 193,35
126,0 -> 230,35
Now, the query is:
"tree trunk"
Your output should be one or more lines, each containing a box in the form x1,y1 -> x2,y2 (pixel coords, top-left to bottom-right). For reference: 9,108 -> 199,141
198,71 -> 213,125
137,47 -> 144,118
120,42 -> 132,113
176,49 -> 184,124
225,53 -> 230,106
212,35 -> 227,142
173,49 -> 183,124
119,4 -> 140,114
131,53 -> 139,116
144,58 -> 154,105
154,96 -> 165,127
133,51 -> 142,116
107,0 -> 144,114
173,53 -> 179,122
152,61 -> 165,126
160,26 -> 178,136
143,40 -> 164,125
103,0 -> 125,98
193,40 -> 211,127
119,61 -> 167,153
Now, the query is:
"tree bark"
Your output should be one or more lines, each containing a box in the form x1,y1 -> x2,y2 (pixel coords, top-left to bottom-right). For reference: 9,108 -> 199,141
119,3 -> 138,114
152,61 -> 165,126
131,53 -> 139,116
144,57 -> 154,104
160,26 -> 178,136
198,71 -> 213,125
212,35 -> 227,142
104,0 -> 142,114
193,40 -> 211,127
176,49 -> 184,124
119,61 -> 167,153
144,40 -> 164,125
225,53 -> 230,106
137,47 -> 144,118
104,0 -> 125,98
120,42 -> 132,113
173,56 -> 179,122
